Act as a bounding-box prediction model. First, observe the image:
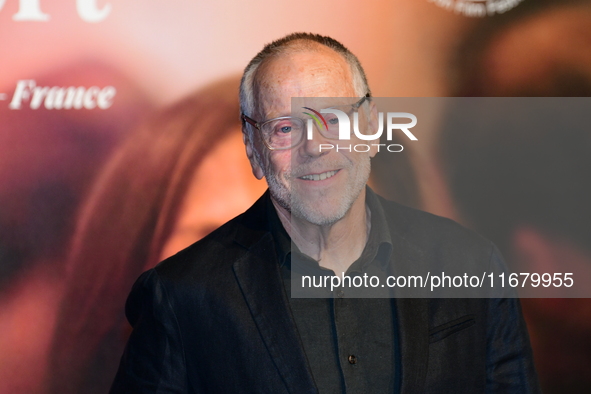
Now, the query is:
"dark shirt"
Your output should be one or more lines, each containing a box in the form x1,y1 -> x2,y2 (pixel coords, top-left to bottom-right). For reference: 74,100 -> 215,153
268,188 -> 398,394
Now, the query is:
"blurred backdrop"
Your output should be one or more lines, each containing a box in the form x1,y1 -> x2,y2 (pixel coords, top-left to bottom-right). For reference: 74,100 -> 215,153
0,0 -> 589,393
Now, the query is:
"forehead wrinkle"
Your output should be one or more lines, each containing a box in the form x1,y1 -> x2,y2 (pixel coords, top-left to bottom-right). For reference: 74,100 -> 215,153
253,48 -> 356,119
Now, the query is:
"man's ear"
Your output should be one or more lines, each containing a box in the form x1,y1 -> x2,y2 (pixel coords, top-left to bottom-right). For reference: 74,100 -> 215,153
243,128 -> 265,180
367,100 -> 380,158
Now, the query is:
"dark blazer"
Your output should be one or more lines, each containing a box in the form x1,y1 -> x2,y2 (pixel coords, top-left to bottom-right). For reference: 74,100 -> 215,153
110,191 -> 540,393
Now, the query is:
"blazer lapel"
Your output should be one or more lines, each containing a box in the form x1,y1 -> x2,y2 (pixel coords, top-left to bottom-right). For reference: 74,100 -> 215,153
232,194 -> 317,394
395,298 -> 429,394
388,228 -> 430,393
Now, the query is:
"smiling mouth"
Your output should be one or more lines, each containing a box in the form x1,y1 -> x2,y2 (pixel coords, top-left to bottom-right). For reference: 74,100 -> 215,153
298,170 -> 339,181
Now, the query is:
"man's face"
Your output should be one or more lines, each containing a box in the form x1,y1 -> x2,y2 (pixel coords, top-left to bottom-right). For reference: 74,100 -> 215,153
247,45 -> 377,226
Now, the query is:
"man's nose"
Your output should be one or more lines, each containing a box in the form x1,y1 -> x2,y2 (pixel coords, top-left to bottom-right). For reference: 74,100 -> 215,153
297,120 -> 332,158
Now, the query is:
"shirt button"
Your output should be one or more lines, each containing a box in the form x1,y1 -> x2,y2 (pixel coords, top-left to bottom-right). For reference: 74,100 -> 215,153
337,290 -> 345,298
348,355 -> 357,364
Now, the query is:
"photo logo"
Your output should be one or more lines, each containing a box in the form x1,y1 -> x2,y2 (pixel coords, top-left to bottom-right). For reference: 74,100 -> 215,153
304,107 -> 417,153
428,0 -> 524,17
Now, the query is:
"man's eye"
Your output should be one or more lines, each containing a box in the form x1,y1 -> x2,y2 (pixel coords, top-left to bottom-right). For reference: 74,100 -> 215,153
327,117 -> 339,125
277,125 -> 292,134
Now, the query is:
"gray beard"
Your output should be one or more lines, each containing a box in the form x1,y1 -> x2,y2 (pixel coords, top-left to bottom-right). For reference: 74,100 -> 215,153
259,149 -> 371,227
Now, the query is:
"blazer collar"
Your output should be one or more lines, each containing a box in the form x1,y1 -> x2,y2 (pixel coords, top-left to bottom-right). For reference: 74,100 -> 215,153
232,190 -> 273,250
232,191 -> 317,394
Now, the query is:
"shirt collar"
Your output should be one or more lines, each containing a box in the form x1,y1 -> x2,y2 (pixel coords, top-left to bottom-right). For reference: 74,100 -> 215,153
267,186 -> 393,271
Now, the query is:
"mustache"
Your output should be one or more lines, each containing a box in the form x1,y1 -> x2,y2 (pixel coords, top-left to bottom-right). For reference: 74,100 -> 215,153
288,159 -> 350,179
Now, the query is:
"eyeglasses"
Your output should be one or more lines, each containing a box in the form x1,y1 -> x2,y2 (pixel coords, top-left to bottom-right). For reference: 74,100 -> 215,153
241,93 -> 371,151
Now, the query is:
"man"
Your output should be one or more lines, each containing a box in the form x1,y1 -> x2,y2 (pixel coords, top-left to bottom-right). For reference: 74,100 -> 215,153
110,33 -> 539,393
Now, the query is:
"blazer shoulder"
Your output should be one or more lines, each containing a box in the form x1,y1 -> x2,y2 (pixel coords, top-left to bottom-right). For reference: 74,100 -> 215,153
379,196 -> 495,260
153,192 -> 271,284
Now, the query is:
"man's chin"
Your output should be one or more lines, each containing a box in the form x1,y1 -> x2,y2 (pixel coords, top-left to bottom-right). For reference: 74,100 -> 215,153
290,200 -> 349,227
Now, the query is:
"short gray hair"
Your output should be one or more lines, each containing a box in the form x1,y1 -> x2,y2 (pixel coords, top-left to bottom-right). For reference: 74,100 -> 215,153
239,32 -> 371,139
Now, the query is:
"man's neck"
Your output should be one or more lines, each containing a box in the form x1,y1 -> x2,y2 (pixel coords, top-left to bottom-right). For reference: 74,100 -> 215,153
272,189 -> 371,274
